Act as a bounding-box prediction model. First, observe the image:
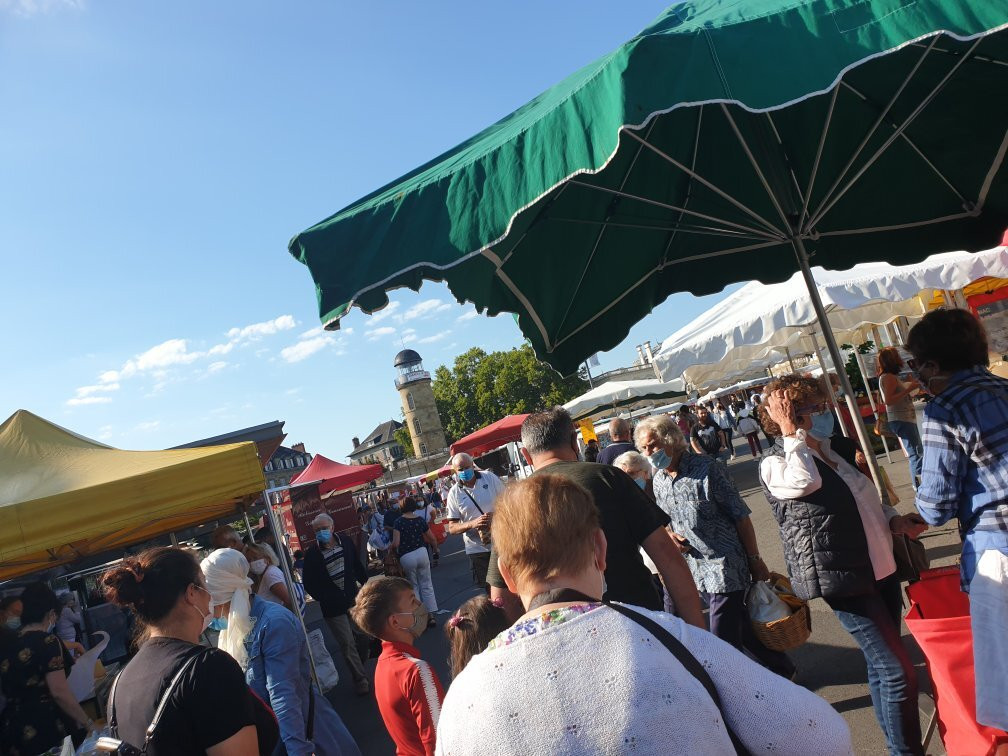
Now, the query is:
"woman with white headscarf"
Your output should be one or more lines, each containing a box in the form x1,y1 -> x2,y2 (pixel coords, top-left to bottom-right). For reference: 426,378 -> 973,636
202,548 -> 362,756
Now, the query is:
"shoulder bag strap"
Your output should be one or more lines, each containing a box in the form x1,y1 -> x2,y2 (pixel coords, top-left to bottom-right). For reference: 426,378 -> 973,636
604,602 -> 750,756
107,668 -> 124,736
143,647 -> 214,748
460,486 -> 486,515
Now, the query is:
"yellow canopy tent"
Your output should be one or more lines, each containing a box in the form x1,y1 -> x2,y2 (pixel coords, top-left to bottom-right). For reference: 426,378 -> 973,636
0,410 -> 266,581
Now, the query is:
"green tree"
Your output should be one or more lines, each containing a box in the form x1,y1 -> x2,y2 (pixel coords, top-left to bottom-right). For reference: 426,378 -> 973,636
840,340 -> 875,394
393,425 -> 416,458
432,344 -> 588,443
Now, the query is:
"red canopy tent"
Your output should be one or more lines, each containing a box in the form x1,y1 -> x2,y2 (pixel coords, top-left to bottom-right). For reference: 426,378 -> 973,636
289,454 -> 384,496
450,414 -> 529,458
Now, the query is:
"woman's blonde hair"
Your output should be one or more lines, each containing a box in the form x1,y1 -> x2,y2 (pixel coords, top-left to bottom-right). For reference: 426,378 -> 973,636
491,475 -> 600,589
757,374 -> 825,437
613,450 -> 651,477
633,414 -> 687,455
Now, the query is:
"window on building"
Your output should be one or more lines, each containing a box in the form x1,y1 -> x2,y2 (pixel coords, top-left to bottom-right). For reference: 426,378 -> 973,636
286,458 -> 294,469
413,418 -> 422,435
420,442 -> 428,455
264,460 -> 272,472
297,456 -> 304,466
406,392 -> 415,410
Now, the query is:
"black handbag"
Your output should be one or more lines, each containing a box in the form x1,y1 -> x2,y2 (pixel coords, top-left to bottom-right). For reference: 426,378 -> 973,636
891,532 -> 930,583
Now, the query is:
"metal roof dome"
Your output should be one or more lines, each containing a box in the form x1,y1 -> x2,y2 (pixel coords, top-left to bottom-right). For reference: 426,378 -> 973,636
393,349 -> 422,368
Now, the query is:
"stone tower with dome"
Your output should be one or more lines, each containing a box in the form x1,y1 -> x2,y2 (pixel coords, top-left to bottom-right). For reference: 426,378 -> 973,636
394,349 -> 448,457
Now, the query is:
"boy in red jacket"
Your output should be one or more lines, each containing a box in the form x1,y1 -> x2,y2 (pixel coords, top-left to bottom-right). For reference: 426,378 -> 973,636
351,577 -> 444,756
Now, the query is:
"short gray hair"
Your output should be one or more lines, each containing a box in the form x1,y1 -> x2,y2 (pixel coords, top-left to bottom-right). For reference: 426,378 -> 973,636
311,513 -> 333,529
608,417 -> 631,441
634,414 -> 687,455
613,450 -> 650,476
521,407 -> 575,455
450,452 -> 474,469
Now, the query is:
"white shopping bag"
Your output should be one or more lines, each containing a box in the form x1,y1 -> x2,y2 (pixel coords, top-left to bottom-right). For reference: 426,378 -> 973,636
747,581 -> 792,624
307,628 -> 340,692
67,631 -> 110,702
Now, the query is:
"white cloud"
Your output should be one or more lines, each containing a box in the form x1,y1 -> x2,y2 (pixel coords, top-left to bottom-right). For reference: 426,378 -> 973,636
281,337 -> 330,363
135,421 -> 160,432
99,370 -> 120,384
208,342 -> 234,356
66,396 -> 112,406
456,309 -> 479,322
366,326 -> 397,341
300,326 -> 323,339
128,338 -> 202,372
75,382 -> 120,397
97,425 -> 113,440
226,315 -> 297,342
207,361 -> 228,373
368,302 -> 401,324
403,299 -> 451,321
0,0 -> 83,18
418,331 -> 450,344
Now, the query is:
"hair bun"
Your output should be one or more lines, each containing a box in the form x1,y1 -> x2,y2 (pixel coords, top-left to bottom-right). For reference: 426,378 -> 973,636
102,560 -> 146,607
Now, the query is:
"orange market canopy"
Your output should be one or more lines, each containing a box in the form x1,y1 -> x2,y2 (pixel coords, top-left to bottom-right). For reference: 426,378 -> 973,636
449,415 -> 529,458
288,454 -> 384,496
0,410 -> 267,581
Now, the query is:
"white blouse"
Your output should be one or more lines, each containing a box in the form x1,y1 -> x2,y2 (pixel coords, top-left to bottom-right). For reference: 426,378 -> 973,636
759,429 -> 897,581
436,603 -> 853,755
257,565 -> 286,604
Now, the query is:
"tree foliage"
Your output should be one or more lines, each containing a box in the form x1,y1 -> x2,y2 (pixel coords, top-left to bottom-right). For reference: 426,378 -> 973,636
393,425 -> 416,458
431,344 -> 588,444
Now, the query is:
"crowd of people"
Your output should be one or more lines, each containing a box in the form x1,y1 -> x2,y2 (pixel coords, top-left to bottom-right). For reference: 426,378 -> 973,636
1,306 -> 1005,755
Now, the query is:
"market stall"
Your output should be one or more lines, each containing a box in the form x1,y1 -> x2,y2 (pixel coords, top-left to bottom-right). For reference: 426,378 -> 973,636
449,414 -> 529,457
563,378 -> 686,422
0,410 -> 266,582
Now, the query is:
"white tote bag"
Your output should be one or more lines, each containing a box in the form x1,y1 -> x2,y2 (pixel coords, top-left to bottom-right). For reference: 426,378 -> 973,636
306,628 -> 340,692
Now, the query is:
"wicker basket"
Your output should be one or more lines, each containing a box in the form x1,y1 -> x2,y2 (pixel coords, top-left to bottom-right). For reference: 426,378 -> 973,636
750,572 -> 812,651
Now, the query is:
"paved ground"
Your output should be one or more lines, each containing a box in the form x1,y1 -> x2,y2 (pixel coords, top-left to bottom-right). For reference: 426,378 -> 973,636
310,435 -> 959,755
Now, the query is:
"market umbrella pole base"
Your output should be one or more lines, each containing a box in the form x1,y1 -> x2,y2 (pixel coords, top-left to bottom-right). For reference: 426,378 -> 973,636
793,235 -> 885,499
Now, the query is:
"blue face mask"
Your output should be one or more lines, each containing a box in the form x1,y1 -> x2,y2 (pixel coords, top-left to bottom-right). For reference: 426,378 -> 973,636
457,468 -> 475,483
634,477 -> 648,489
209,616 -> 228,632
315,528 -> 332,544
809,411 -> 835,439
648,449 -> 671,470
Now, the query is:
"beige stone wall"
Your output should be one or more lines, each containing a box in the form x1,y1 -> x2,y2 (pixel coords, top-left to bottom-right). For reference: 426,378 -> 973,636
398,378 -> 448,456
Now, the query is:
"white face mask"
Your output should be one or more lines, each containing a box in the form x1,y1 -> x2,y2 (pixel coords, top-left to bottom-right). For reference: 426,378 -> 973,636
249,559 -> 267,576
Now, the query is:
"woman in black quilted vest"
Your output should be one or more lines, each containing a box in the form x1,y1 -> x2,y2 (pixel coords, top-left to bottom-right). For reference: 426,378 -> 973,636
757,374 -> 927,756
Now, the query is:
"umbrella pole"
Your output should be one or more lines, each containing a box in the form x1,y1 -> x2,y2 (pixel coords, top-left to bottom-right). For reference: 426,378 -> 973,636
793,237 -> 884,499
243,510 -> 256,543
785,347 -> 796,373
263,491 -> 322,693
808,330 -> 849,439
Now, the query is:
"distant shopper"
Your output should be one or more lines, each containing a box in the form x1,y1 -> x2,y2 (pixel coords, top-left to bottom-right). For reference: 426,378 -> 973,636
392,497 -> 440,627
712,402 -> 737,459
906,309 -> 1008,735
0,583 -> 97,755
212,524 -> 246,552
302,513 -> 373,696
351,577 -> 445,756
877,347 -> 925,490
583,438 -> 600,462
444,453 -> 505,589
0,595 -> 23,630
690,405 -> 724,458
102,547 -> 278,755
735,402 -> 763,457
55,593 -> 82,646
246,543 -> 294,612
595,417 -> 636,465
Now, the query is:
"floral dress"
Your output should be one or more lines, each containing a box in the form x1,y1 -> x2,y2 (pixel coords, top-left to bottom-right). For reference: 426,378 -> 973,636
0,630 -> 78,755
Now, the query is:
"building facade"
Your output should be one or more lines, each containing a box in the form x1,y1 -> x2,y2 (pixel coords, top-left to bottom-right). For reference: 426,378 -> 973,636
347,419 -> 405,467
264,442 -> 313,490
394,349 -> 448,457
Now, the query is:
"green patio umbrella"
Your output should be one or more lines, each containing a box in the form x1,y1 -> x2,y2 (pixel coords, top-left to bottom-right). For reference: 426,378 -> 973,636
289,0 -> 1008,488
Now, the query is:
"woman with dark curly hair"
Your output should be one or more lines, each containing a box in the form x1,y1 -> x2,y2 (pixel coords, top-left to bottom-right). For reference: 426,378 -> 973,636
876,346 -> 926,489
758,374 -> 928,756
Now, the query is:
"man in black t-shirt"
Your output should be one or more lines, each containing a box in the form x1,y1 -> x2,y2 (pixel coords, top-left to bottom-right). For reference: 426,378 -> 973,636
690,406 -> 724,457
485,408 -> 704,628
595,417 -> 636,466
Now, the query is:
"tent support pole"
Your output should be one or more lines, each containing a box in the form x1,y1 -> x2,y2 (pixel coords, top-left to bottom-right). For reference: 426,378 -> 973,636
808,330 -> 849,438
242,510 -> 256,542
263,491 -> 322,693
169,532 -> 179,547
854,350 -> 893,464
793,236 -> 884,499
784,347 -> 796,373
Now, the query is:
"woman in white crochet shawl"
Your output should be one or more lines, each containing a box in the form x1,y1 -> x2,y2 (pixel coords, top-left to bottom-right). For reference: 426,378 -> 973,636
201,548 -> 255,670
435,475 -> 854,756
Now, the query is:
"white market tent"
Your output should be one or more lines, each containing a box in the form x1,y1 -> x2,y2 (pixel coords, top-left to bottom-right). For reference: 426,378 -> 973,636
563,377 -> 685,422
654,247 -> 1008,385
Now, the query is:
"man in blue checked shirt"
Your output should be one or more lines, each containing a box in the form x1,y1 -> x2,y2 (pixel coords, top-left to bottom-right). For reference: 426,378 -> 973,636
906,309 -> 1008,735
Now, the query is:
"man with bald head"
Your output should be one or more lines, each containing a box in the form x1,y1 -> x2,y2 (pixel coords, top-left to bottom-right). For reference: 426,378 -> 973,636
444,452 -> 506,590
596,417 -> 636,466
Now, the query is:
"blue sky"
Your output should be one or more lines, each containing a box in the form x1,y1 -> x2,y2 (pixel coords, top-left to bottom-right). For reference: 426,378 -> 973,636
0,0 -> 741,457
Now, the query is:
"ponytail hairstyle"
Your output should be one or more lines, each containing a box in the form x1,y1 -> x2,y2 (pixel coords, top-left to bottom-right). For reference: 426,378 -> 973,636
445,596 -> 511,678
102,547 -> 201,636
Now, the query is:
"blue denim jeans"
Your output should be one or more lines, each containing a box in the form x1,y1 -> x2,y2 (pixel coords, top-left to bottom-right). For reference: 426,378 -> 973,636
826,577 -> 922,756
887,419 -> 924,489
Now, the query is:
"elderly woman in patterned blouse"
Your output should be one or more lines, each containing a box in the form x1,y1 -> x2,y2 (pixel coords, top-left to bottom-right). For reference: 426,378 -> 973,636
634,413 -> 796,679
435,474 -> 852,755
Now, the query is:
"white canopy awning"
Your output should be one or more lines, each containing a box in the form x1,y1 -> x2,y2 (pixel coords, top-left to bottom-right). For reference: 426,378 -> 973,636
655,247 -> 1008,384
563,377 -> 685,421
